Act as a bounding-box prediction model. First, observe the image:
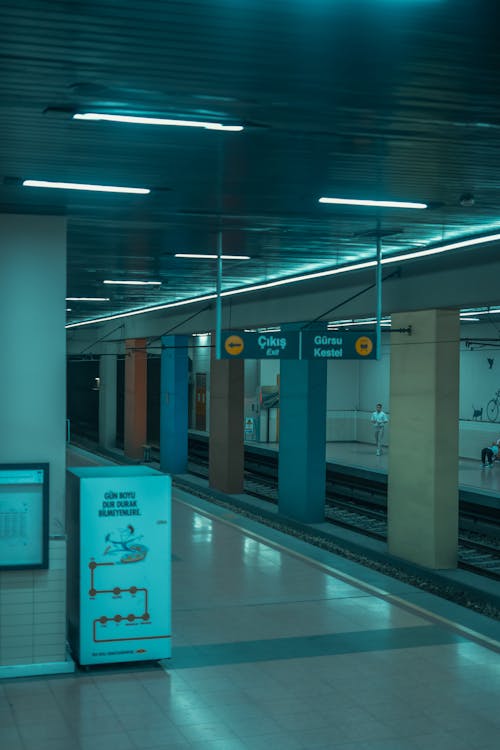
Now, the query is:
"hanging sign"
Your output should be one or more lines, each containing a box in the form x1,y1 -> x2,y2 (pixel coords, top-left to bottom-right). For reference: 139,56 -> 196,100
301,331 -> 376,360
221,331 -> 300,359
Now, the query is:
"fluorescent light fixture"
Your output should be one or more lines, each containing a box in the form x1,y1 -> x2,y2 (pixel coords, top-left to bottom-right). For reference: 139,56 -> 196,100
460,317 -> 480,322
174,253 -> 250,260
328,319 -> 391,329
66,297 -> 110,302
66,308 -> 72,312
103,280 -> 161,286
191,332 -> 210,337
23,180 -> 150,194
319,197 -> 427,209
66,231 -> 500,329
74,113 -> 244,132
460,307 -> 500,317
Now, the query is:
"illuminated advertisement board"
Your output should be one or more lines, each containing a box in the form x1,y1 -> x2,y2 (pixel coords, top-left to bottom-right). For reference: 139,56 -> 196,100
0,463 -> 49,570
67,466 -> 171,666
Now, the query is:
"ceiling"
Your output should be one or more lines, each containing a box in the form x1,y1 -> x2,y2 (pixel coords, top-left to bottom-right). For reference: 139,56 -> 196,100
1,0 -> 499,327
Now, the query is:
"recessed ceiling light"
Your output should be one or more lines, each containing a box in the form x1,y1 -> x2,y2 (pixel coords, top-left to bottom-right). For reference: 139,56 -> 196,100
174,253 -> 250,260
73,113 -> 244,132
319,197 -> 427,209
23,180 -> 150,194
66,297 -> 110,301
103,280 -> 161,286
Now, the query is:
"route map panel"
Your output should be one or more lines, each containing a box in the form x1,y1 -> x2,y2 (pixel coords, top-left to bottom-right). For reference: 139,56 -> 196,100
67,466 -> 171,666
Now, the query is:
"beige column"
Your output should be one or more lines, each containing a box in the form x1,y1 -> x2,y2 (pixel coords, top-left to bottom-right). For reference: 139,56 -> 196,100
124,338 -> 147,460
209,350 -> 244,494
388,309 -> 459,569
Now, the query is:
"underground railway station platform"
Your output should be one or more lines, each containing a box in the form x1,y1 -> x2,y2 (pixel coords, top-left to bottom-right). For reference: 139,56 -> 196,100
239,438 -> 500,502
2,444 -> 499,750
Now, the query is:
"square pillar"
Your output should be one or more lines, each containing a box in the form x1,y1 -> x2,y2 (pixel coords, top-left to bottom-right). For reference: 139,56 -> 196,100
388,309 -> 459,569
278,359 -> 327,523
209,349 -> 244,494
98,348 -> 117,450
160,335 -> 188,474
124,338 -> 147,460
0,214 -> 68,671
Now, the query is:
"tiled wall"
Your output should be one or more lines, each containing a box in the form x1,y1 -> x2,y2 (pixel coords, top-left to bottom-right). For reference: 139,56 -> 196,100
0,539 -> 67,666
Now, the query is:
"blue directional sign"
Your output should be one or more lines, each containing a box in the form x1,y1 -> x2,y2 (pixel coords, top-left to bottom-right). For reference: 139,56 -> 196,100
221,330 -> 300,359
301,331 -> 377,360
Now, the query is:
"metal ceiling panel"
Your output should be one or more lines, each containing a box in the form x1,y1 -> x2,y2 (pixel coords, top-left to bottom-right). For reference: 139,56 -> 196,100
0,0 -> 499,324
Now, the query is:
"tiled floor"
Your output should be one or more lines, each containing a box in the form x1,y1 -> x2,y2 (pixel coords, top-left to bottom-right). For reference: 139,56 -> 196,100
1,449 -> 500,749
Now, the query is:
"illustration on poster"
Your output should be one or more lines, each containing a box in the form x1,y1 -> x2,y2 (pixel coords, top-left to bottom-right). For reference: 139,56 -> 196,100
103,525 -> 148,563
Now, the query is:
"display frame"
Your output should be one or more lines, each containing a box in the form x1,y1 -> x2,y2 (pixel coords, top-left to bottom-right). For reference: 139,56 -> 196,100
0,462 -> 49,570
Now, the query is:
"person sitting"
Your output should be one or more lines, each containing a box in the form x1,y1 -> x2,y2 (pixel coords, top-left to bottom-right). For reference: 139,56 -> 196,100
480,440 -> 500,467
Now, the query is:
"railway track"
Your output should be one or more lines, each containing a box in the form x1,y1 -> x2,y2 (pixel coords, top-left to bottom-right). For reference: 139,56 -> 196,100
184,446 -> 500,582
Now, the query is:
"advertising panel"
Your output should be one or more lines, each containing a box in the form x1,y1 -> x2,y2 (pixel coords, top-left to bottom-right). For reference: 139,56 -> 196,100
74,467 -> 171,665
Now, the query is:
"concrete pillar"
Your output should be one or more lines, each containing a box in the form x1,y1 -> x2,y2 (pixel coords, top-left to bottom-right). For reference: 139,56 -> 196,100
160,335 -> 188,474
209,348 -> 244,494
98,348 -> 117,450
124,338 -> 147,460
0,214 -> 68,670
278,358 -> 327,522
388,309 -> 460,569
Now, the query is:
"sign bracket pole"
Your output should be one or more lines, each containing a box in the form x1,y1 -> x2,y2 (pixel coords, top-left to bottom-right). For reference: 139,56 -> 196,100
215,231 -> 223,359
376,218 -> 382,359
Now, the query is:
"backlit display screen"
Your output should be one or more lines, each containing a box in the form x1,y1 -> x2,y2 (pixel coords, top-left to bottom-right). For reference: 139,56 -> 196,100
0,464 -> 49,569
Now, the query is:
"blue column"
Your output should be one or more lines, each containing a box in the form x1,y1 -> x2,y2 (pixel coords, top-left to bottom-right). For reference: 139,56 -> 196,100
278,358 -> 327,523
160,335 -> 188,474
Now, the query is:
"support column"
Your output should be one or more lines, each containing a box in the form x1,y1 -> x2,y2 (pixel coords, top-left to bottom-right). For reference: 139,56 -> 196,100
98,348 -> 117,450
160,335 -> 188,474
124,338 -> 147,460
209,347 -> 244,494
0,214 -> 68,671
388,309 -> 460,569
278,358 -> 327,522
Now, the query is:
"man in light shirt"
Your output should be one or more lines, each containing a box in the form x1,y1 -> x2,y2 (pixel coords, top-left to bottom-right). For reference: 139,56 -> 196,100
371,403 -> 388,456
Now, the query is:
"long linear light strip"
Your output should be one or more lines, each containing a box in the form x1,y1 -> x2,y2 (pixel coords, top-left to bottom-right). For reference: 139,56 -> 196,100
74,113 -> 244,132
174,253 -> 250,260
65,261 -> 375,329
66,294 -> 218,328
103,280 -> 161,286
381,233 -> 500,265
66,232 -> 500,329
23,180 -> 150,194
220,260 -> 378,298
319,197 -> 427,209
